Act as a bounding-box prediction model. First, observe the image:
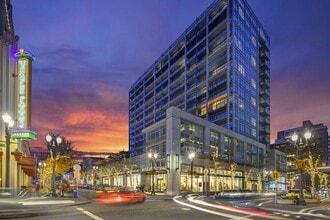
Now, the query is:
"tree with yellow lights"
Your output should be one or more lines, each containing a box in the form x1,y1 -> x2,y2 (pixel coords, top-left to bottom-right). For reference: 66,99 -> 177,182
317,171 -> 328,196
229,162 -> 237,190
304,151 -> 320,196
40,133 -> 74,194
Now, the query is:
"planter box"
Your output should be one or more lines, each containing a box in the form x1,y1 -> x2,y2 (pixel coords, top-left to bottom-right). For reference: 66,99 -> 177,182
276,199 -> 294,204
63,192 -> 73,198
305,198 -> 320,204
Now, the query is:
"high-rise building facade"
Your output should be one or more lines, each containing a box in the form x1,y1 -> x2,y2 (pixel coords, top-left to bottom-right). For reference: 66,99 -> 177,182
129,0 -> 270,156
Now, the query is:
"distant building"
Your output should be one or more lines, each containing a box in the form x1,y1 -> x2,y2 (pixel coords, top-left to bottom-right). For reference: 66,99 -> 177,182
264,149 -> 286,192
129,0 -> 270,156
84,107 -> 267,195
272,120 -> 329,189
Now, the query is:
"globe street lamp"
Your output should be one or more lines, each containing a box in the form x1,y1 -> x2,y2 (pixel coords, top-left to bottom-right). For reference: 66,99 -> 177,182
2,113 -> 14,188
265,170 -> 272,191
92,166 -> 99,186
291,130 -> 311,204
148,153 -> 157,195
38,161 -> 46,189
46,133 -> 62,197
188,152 -> 195,192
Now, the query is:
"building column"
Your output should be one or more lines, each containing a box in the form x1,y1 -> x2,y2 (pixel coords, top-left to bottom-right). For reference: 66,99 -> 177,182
166,108 -> 181,195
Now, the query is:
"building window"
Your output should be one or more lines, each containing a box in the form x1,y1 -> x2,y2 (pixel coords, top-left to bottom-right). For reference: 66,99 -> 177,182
251,117 -> 256,126
238,63 -> 245,76
251,97 -> 256,106
235,140 -> 244,163
238,98 -> 244,109
239,7 -> 244,20
252,128 -> 256,137
210,131 -> 220,159
251,56 -> 256,67
180,120 -> 204,154
251,35 -> 257,47
251,78 -> 256,89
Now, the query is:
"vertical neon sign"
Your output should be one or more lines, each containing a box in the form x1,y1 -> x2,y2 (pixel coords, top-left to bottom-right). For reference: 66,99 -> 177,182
15,48 -> 35,129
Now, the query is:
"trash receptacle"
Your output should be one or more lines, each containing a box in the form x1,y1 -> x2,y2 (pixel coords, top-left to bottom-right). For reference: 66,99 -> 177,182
73,189 -> 78,198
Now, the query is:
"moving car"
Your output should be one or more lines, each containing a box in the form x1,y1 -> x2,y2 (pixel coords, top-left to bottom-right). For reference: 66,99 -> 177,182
95,187 -> 147,204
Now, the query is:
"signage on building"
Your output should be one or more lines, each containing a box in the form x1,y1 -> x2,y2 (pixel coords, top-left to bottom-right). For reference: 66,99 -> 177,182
14,48 -> 35,129
11,129 -> 37,140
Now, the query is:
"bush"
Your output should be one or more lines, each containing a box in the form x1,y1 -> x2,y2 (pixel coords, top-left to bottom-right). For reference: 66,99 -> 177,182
64,187 -> 73,193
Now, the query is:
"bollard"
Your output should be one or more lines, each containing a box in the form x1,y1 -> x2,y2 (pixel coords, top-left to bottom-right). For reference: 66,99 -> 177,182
73,189 -> 78,198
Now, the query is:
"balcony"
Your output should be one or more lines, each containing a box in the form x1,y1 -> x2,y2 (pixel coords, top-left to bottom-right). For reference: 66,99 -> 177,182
259,61 -> 270,70
259,108 -> 270,116
208,53 -> 227,71
209,77 -> 227,92
259,70 -> 270,80
259,118 -> 270,125
259,89 -> 270,99
260,99 -> 270,107
209,39 -> 227,56
260,80 -> 270,89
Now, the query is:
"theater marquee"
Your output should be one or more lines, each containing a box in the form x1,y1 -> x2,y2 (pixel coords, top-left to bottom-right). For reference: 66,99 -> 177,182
14,48 -> 37,140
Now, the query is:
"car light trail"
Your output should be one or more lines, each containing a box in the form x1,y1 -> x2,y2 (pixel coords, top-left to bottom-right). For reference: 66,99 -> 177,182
173,196 -> 254,219
20,200 -> 75,205
187,196 -> 271,218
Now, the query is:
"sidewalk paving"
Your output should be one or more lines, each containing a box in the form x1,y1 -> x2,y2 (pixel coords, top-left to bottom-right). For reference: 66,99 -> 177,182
0,192 -> 91,219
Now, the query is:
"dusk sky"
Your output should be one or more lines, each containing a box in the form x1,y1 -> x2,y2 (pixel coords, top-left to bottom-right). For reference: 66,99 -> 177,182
11,0 -> 330,153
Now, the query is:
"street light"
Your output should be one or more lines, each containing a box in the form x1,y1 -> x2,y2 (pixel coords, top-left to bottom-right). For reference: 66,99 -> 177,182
2,113 -> 14,188
291,130 -> 311,204
265,170 -> 272,191
46,133 -> 62,197
148,152 -> 157,195
38,161 -> 46,189
188,152 -> 195,192
92,166 -> 99,186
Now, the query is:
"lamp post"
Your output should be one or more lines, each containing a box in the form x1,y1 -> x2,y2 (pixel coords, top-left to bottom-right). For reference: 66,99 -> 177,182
46,133 -> 62,197
188,152 -> 195,192
265,170 -> 272,191
2,113 -> 14,188
291,130 -> 311,204
92,166 -> 98,186
148,152 -> 157,195
38,161 -> 46,189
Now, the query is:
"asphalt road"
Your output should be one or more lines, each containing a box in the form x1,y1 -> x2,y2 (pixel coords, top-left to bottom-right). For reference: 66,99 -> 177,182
1,190 -> 330,220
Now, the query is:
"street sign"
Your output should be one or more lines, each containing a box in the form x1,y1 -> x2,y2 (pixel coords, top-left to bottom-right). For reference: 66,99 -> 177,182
271,170 -> 281,180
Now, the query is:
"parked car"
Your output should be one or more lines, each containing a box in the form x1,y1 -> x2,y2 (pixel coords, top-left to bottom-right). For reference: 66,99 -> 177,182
95,187 -> 147,204
287,189 -> 312,199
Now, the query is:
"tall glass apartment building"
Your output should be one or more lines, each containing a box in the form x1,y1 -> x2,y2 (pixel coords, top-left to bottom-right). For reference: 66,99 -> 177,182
129,0 -> 270,156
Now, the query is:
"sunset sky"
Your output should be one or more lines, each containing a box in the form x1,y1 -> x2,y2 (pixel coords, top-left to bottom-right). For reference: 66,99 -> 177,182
11,0 -> 330,153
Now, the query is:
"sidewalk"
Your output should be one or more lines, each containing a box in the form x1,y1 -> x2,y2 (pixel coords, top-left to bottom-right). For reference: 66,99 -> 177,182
0,191 -> 90,219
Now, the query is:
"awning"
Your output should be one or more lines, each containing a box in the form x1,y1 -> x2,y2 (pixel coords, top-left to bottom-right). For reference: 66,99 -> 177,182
18,157 -> 37,177
317,166 -> 330,174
